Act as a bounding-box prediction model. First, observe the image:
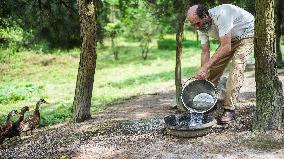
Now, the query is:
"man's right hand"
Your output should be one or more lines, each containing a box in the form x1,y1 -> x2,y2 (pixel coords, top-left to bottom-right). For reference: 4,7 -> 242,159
195,66 -> 208,80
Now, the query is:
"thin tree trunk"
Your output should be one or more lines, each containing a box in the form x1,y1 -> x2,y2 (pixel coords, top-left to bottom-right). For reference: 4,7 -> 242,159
253,0 -> 283,131
175,14 -> 185,111
175,1 -> 190,111
73,0 -> 97,123
195,30 -> 199,42
275,0 -> 283,67
112,37 -> 118,60
141,42 -> 149,60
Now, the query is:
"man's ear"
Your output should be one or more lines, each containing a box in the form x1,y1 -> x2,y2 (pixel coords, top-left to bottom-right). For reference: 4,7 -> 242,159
203,13 -> 210,19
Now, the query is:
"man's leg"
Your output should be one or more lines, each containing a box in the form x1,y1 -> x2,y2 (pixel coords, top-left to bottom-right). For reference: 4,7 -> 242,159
207,53 -> 233,86
221,38 -> 254,123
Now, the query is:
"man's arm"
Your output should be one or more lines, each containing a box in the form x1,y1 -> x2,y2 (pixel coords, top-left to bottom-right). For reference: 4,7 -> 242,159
201,43 -> 210,67
203,32 -> 232,69
195,32 -> 232,79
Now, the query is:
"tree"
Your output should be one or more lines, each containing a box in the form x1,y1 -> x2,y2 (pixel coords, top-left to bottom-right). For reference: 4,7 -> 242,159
145,0 -> 195,111
121,1 -> 160,60
105,22 -> 121,60
175,8 -> 187,111
0,0 -> 109,49
73,0 -> 97,123
275,0 -> 284,67
174,0 -> 191,111
253,0 -> 283,131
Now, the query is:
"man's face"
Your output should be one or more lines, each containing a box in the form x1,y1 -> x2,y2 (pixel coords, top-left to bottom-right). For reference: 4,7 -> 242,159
188,15 -> 212,32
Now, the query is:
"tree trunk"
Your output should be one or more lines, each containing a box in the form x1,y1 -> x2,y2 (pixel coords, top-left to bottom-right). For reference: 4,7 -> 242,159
175,14 -> 185,111
195,30 -> 199,42
253,0 -> 283,131
175,1 -> 190,111
142,48 -> 148,60
141,42 -> 149,60
73,0 -> 97,123
111,37 -> 118,60
275,0 -> 283,67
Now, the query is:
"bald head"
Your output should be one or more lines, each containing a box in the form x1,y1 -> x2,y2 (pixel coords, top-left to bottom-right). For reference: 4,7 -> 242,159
186,4 -> 212,32
187,5 -> 199,21
187,4 -> 209,20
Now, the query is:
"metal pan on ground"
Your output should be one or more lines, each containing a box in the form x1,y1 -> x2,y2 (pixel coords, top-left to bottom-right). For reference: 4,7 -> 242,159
164,78 -> 218,138
164,114 -> 217,138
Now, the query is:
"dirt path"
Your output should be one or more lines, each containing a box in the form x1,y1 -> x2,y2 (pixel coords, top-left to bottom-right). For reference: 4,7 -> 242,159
1,68 -> 284,159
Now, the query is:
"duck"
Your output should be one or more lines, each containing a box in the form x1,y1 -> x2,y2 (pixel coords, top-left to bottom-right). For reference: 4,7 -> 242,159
0,110 -> 18,145
5,106 -> 29,139
20,99 -> 48,135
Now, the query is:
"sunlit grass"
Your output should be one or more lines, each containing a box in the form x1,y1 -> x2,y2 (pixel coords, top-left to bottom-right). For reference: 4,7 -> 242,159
0,33 -> 219,125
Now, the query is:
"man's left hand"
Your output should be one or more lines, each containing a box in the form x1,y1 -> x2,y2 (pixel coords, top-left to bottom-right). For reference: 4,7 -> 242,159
195,66 -> 209,80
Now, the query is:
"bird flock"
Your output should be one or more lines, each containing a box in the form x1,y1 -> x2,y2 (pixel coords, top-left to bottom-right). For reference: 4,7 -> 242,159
0,99 -> 48,148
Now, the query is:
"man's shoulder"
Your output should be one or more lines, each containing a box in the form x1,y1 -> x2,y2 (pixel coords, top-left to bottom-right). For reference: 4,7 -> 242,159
210,4 -> 238,10
209,4 -> 241,15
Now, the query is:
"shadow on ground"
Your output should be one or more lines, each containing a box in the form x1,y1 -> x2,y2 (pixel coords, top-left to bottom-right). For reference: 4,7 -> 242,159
2,70 -> 284,158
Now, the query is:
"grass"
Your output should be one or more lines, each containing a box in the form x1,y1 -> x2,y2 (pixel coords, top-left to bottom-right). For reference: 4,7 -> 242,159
0,32 -> 233,126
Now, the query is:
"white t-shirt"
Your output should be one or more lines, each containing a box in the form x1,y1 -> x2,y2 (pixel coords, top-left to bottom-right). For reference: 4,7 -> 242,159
198,4 -> 254,45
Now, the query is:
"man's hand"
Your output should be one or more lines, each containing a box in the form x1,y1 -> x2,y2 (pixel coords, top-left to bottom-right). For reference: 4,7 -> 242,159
195,66 -> 209,79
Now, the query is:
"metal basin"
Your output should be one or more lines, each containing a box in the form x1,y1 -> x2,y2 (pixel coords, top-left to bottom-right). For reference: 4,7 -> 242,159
164,114 -> 217,138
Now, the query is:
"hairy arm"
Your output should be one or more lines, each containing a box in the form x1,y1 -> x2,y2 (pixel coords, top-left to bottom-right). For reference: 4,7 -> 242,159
203,32 -> 232,69
201,43 -> 210,67
195,32 -> 232,79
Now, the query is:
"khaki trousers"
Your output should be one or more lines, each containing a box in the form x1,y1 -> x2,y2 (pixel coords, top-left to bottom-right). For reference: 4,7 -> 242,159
207,38 -> 254,110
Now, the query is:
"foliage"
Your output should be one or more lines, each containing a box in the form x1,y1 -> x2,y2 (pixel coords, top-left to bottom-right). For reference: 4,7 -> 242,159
0,83 -> 45,104
0,0 -> 110,49
105,22 -> 122,38
97,0 -> 111,45
121,1 -> 161,59
0,0 -> 258,51
105,22 -> 122,60
0,18 -> 23,49
14,0 -> 80,48
144,0 -> 184,34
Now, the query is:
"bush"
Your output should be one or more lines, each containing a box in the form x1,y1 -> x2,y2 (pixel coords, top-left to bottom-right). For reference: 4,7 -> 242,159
32,40 -> 52,53
0,19 -> 24,50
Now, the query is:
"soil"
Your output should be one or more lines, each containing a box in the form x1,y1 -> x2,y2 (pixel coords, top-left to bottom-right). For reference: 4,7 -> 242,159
1,66 -> 284,159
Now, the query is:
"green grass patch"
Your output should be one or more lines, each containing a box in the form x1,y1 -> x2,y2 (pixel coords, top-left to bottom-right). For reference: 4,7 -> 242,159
157,39 -> 201,50
0,32 -> 220,125
0,83 -> 45,104
40,103 -> 73,126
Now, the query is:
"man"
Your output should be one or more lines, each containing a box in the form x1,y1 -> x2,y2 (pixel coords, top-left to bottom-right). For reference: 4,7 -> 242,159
187,4 -> 254,123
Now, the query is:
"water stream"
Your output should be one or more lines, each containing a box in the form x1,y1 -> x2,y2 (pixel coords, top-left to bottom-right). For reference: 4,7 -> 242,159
188,93 -> 214,127
189,113 -> 204,127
